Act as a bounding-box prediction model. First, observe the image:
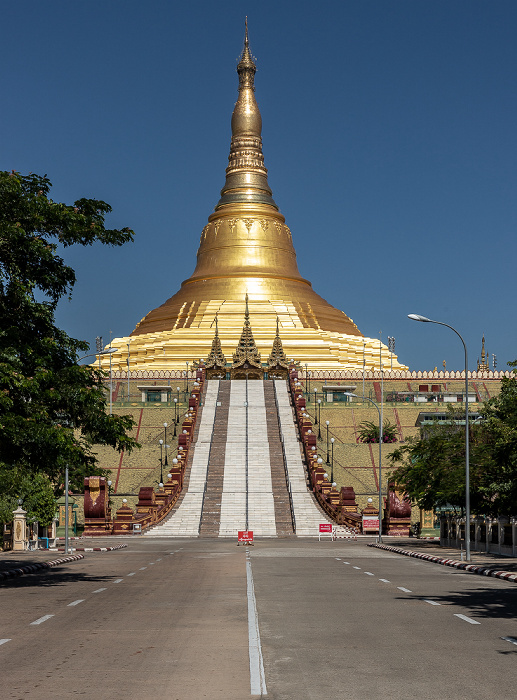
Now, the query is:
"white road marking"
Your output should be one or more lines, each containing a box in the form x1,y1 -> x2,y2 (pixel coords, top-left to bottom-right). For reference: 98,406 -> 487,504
92,588 -> 107,593
335,558 -> 341,560
379,579 -> 390,583
343,562 -> 350,565
127,573 -> 136,576
364,572 -> 374,576
454,614 -> 480,625
113,578 -> 123,584
353,566 -> 361,570
149,562 -> 155,565
397,587 -> 412,593
139,567 -> 147,570
68,600 -> 84,607
246,552 -> 267,696
156,558 -> 162,561
0,639 -> 11,645
424,600 -> 441,606
502,636 -> 517,646
30,615 -> 54,625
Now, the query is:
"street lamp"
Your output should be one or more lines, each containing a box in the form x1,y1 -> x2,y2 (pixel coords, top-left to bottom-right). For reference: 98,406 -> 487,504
330,437 -> 335,483
408,313 -> 471,561
305,363 -> 308,398
173,398 -> 178,436
313,387 -> 317,414
176,387 -> 181,421
317,399 -> 322,437
126,342 -> 130,404
344,392 -> 383,543
325,420 -> 330,464
158,439 -> 164,484
186,361 -> 190,395
163,423 -> 168,466
107,479 -> 113,508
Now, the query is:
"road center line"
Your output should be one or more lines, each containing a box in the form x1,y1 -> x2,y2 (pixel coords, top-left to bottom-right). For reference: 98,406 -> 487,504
113,578 -> 123,584
246,551 -> 267,696
424,600 -> 441,606
139,567 -> 147,570
30,615 -> 54,626
397,587 -> 412,593
67,600 -> 84,607
343,562 -> 350,565
353,566 -> 361,570
92,588 -> 107,593
0,639 -> 11,645
379,579 -> 390,583
127,572 -> 136,576
454,614 -> 480,625
364,572 -> 374,576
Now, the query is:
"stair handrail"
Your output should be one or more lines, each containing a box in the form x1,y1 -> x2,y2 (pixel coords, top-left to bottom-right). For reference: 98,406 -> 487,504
245,378 -> 249,531
199,379 -> 220,533
273,379 -> 296,533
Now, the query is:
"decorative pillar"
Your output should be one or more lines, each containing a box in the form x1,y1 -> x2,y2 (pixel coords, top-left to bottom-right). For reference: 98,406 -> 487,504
12,506 -> 27,551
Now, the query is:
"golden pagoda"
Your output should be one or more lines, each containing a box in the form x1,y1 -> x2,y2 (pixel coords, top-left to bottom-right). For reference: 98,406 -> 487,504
101,23 -> 407,372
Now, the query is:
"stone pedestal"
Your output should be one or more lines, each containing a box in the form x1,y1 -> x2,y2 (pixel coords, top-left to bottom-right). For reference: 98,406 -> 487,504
12,506 -> 27,551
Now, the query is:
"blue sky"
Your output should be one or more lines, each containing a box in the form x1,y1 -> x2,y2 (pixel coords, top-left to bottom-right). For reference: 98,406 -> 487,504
3,1 -> 516,371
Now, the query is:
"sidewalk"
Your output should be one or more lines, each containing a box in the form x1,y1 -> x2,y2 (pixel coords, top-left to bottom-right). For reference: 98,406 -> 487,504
385,537 -> 517,572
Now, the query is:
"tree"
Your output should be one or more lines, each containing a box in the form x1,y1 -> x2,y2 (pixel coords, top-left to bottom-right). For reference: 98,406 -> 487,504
387,368 -> 517,517
357,419 -> 398,444
0,171 -> 139,519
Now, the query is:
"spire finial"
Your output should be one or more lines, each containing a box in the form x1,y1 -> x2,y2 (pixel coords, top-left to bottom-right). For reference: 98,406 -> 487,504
245,293 -> 249,320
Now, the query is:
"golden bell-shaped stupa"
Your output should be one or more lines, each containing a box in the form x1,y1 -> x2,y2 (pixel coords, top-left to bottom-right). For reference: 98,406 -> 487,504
102,23 -> 407,372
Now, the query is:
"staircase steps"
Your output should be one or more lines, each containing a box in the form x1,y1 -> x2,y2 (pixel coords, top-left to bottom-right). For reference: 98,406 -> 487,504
198,381 -> 231,537
263,381 -> 295,537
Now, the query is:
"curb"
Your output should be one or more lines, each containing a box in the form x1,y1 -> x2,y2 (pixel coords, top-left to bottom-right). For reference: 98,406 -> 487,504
51,544 -> 128,553
368,543 -> 517,583
0,554 -> 84,581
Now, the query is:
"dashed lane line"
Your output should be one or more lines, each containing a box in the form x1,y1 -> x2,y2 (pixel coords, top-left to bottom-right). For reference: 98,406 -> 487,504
30,615 -> 54,626
397,587 -> 412,593
353,566 -> 361,570
454,614 -> 480,625
424,600 -> 441,606
127,573 -> 136,576
343,562 -> 350,565
0,639 -> 11,645
93,588 -> 107,593
379,579 -> 390,583
502,637 -> 517,646
364,572 -> 374,576
113,579 -> 124,584
67,600 -> 84,607
139,567 -> 147,570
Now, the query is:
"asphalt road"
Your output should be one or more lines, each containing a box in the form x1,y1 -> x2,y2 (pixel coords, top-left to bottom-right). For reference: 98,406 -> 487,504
1,539 -> 516,700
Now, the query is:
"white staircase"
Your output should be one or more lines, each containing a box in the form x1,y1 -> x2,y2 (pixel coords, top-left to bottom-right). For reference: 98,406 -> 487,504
274,380 -> 333,537
144,380 -> 219,537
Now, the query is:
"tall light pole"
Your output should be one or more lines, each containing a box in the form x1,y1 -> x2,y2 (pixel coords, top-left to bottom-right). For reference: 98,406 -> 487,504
176,387 -> 181,421
317,400 -> 322,439
126,342 -> 130,403
313,387 -> 318,416
186,361 -> 190,395
163,423 -> 168,466
330,437 -> 335,483
345,392 -> 383,543
173,398 -> 178,436
325,420 -> 330,464
159,439 -> 164,484
408,313 -> 471,561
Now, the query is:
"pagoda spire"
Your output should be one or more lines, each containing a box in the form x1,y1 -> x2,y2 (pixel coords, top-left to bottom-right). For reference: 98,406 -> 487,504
216,19 -> 277,210
232,294 -> 262,370
268,317 -> 289,374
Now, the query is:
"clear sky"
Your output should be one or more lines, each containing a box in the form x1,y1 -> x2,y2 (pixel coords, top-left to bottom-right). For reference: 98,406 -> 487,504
3,1 -> 516,372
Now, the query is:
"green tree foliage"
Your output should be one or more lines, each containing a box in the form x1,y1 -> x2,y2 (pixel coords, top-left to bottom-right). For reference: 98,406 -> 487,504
357,419 -> 398,443
388,368 -> 517,517
0,171 -> 139,519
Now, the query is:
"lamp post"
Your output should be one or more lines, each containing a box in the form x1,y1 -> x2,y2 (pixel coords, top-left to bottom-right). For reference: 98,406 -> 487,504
126,342 -> 130,403
330,437 -> 335,483
313,387 -> 318,416
163,423 -> 168,466
325,420 -> 330,464
388,336 -> 395,371
362,341 -> 366,398
317,399 -> 322,438
159,439 -> 164,484
408,313 -> 471,561
173,398 -> 178,436
305,363 -> 308,398
344,392 -> 383,543
176,387 -> 181,421
107,479 -> 113,508
64,465 -> 69,555
186,361 -> 190,395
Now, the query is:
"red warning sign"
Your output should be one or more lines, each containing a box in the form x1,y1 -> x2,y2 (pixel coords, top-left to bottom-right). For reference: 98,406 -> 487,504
319,523 -> 332,533
238,530 -> 254,543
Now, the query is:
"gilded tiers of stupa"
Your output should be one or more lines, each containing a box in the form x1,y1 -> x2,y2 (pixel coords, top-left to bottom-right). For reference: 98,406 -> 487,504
101,24 -> 407,373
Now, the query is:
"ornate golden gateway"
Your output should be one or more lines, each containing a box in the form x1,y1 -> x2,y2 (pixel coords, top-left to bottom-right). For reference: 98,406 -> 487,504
101,23 -> 407,372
